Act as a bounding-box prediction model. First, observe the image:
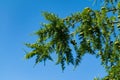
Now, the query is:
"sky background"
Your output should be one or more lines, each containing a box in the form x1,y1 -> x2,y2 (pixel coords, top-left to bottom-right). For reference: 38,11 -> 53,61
0,0 -> 107,80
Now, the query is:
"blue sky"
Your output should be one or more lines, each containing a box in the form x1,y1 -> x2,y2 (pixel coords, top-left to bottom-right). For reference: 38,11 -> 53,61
0,0 -> 107,80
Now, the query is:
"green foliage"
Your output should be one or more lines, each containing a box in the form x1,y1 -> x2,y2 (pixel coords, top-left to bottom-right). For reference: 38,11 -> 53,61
25,0 -> 120,79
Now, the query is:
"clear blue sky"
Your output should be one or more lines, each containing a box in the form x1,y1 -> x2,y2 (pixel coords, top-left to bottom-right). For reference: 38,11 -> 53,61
0,0 -> 107,80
